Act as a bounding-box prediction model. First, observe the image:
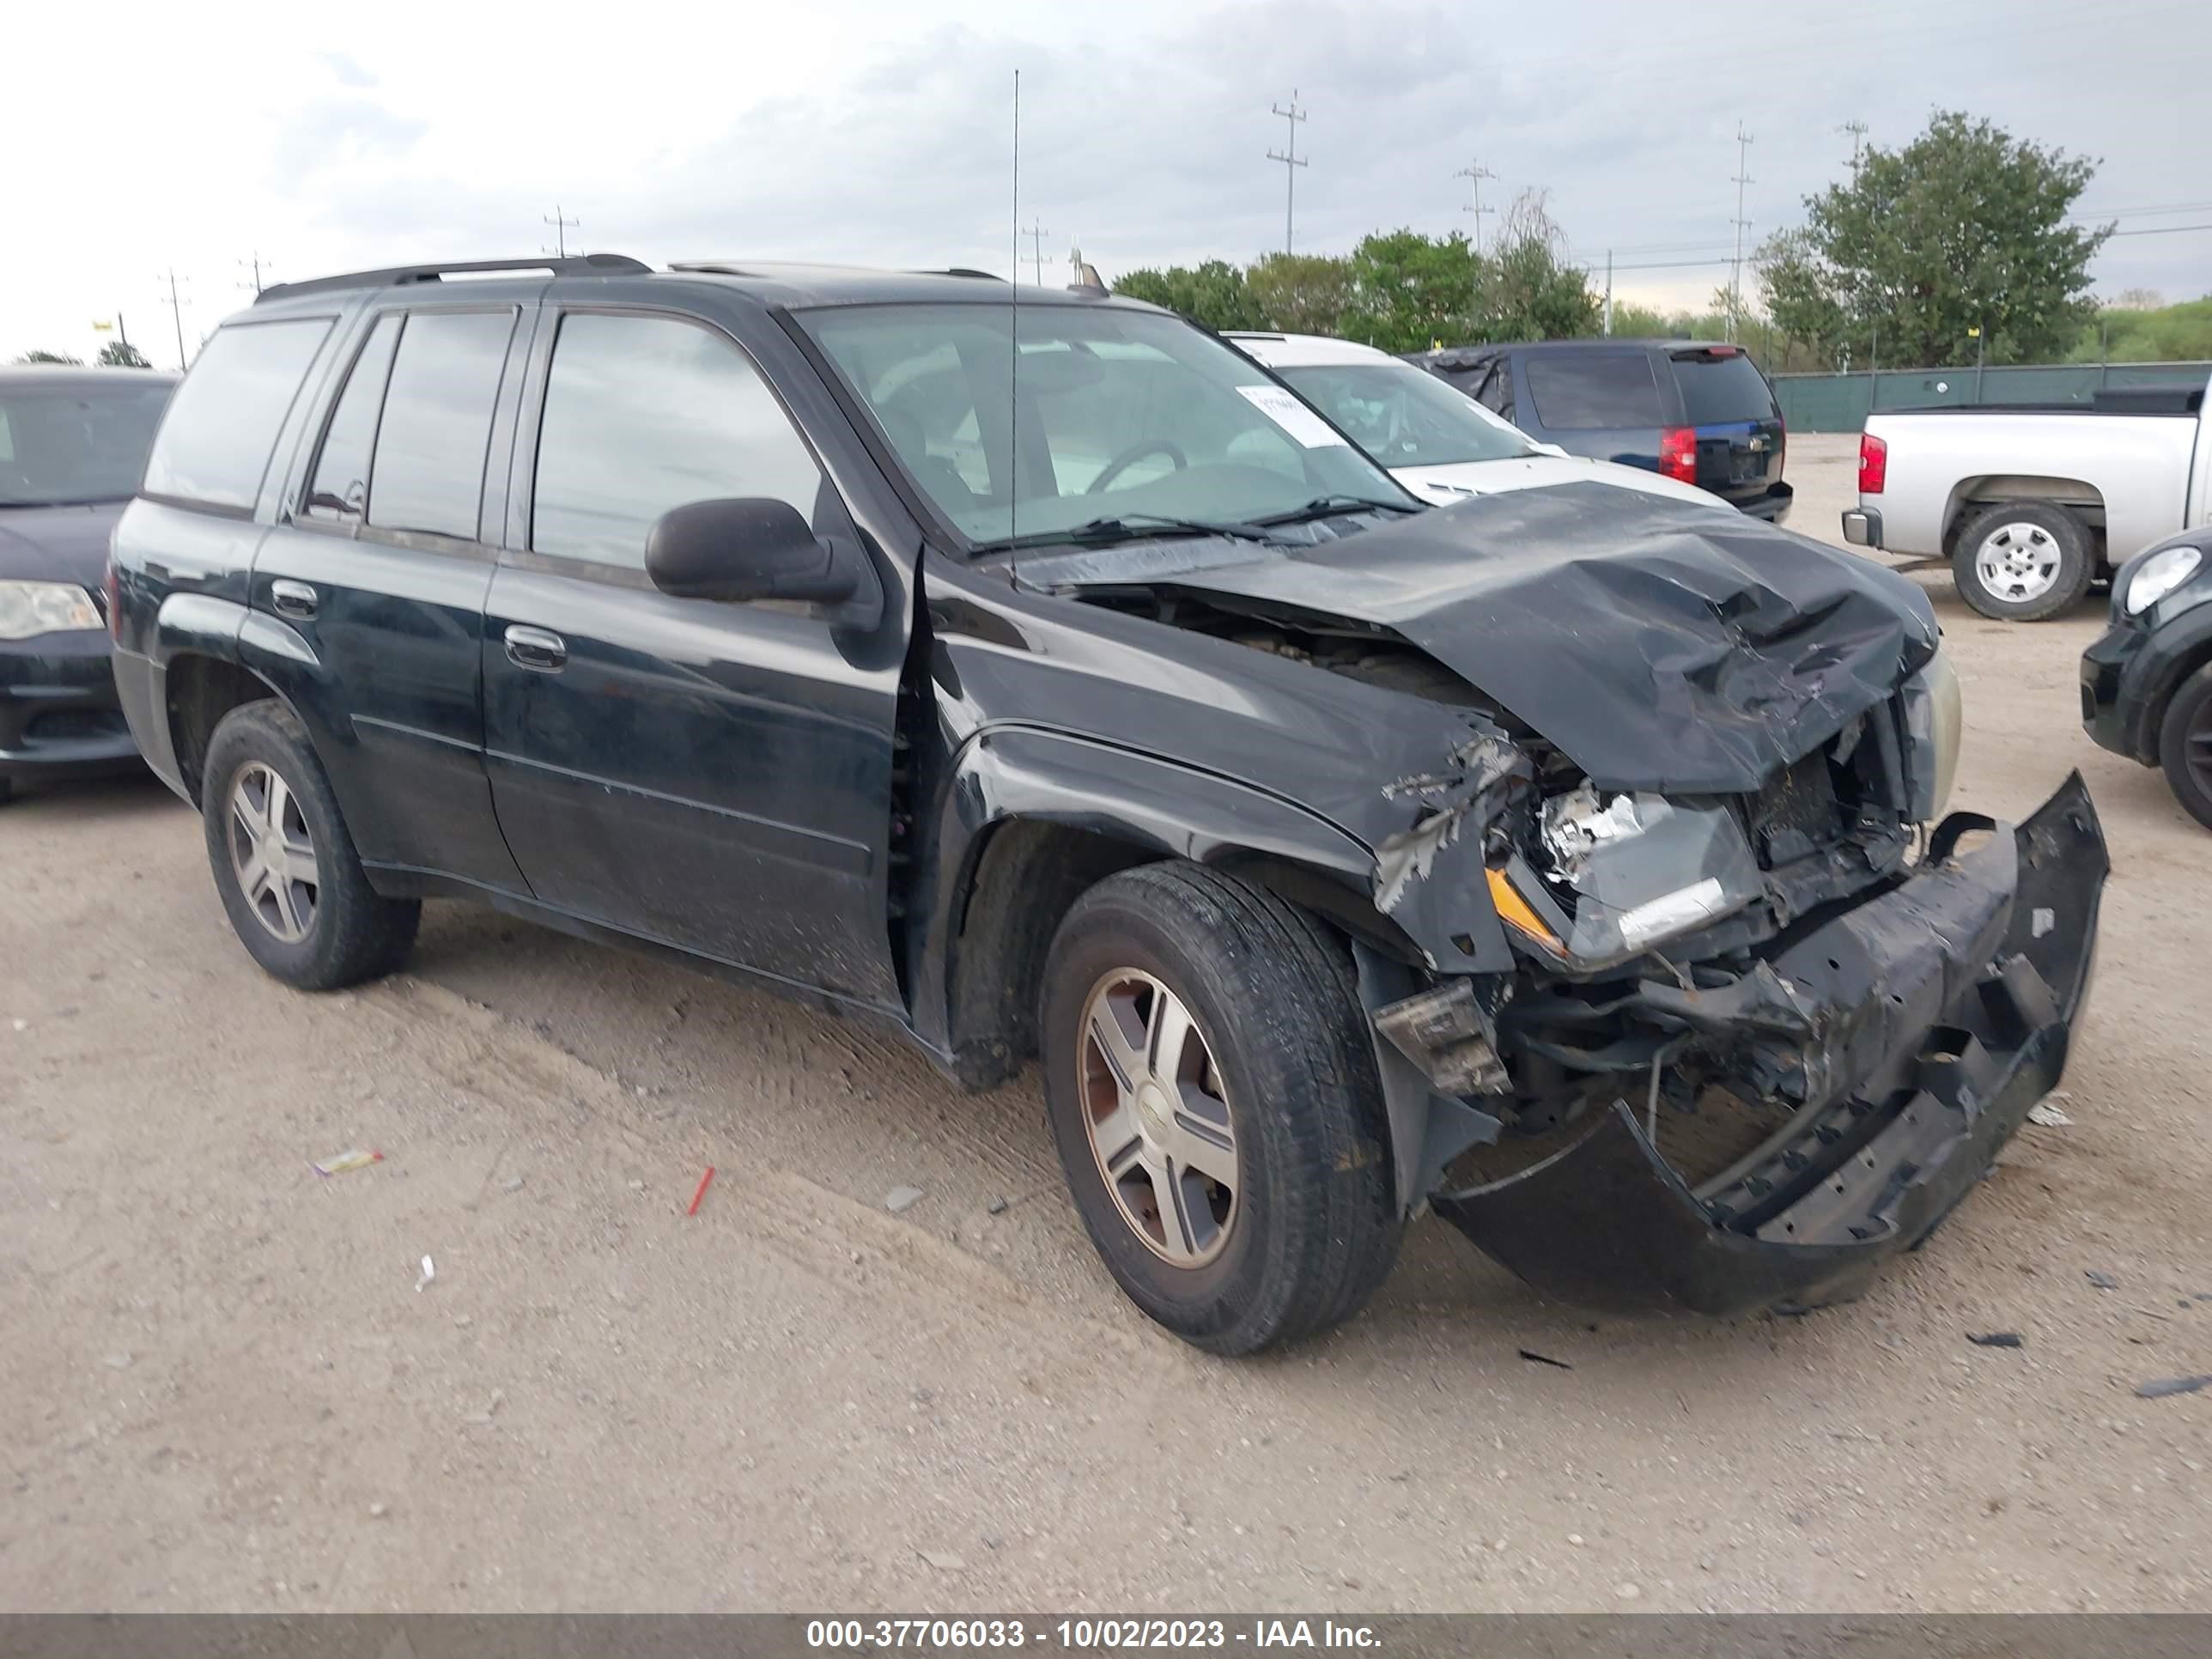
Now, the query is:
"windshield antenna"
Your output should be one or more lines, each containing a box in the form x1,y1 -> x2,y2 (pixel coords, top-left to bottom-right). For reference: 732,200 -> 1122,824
1009,67 -> 1021,549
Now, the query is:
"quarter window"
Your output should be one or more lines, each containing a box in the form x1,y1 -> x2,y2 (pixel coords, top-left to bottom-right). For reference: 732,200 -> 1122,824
1523,353 -> 1664,429
143,318 -> 331,510
530,313 -> 824,568
365,310 -> 517,541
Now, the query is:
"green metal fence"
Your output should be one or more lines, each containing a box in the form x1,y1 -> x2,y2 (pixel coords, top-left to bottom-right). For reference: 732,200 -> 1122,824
1770,361 -> 2212,433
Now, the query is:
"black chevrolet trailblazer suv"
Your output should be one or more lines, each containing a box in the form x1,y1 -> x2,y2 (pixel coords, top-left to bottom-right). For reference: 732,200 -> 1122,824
111,254 -> 2106,1352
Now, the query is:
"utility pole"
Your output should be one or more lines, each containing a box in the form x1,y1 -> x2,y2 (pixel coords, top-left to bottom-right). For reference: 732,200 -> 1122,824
1455,161 -> 1497,253
1838,119 -> 1869,173
1729,124 -> 1755,343
238,252 -> 274,295
1266,90 -> 1309,255
1022,222 -> 1050,287
1602,249 -> 1613,337
543,204 -> 579,258
158,269 -> 189,372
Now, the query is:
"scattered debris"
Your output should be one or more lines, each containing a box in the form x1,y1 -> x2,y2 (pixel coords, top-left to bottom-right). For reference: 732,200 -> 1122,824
1966,1332 -> 2023,1348
916,1549 -> 966,1572
313,1148 -> 384,1176
1614,1583 -> 1642,1601
2135,1375 -> 2211,1400
368,1502 -> 389,1519
415,1255 -> 435,1292
1517,1349 -> 1574,1370
2027,1102 -> 2073,1127
884,1185 -> 925,1214
986,1196 -> 1009,1216
2085,1269 -> 2119,1291
1566,1533 -> 1585,1547
499,1175 -> 526,1194
627,1179 -> 645,1192
687,1166 -> 716,1217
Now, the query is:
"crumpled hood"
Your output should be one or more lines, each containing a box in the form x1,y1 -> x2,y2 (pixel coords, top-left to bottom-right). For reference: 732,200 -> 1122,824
0,502 -> 125,587
1033,482 -> 1938,795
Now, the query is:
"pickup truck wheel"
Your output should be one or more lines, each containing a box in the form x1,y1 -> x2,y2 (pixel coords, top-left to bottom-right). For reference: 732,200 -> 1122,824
201,701 -> 420,990
1952,502 -> 2094,621
1041,862 -> 1399,1354
2157,664 -> 2212,832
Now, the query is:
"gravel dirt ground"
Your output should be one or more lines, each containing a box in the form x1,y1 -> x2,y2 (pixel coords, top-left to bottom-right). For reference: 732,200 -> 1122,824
3,433 -> 2208,1613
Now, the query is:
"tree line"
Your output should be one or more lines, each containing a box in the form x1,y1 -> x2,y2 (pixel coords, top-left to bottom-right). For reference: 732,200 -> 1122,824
1117,111 -> 2204,371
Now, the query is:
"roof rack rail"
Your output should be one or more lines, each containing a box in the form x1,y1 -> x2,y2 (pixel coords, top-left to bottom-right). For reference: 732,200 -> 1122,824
928,268 -> 1006,281
257,253 -> 651,305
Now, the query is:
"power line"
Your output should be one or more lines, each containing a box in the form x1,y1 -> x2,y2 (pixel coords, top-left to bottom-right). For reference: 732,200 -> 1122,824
1838,119 -> 1868,173
237,252 -> 275,295
1265,90 -> 1309,255
542,204 -> 579,258
1455,160 -> 1498,253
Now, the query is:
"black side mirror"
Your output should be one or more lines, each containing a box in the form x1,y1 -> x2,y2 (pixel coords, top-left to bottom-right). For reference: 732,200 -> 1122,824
644,497 -> 858,605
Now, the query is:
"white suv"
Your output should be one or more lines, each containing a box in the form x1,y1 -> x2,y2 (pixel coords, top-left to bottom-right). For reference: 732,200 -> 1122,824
1226,331 -> 1723,511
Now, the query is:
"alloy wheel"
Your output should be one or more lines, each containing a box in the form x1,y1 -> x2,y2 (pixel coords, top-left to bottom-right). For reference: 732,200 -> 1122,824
227,762 -> 319,944
1974,521 -> 2063,604
1079,969 -> 1240,1267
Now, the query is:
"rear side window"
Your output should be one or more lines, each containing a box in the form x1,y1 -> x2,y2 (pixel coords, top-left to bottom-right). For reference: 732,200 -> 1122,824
143,319 -> 331,510
366,309 -> 517,541
305,313 -> 403,523
1670,350 -> 1778,425
1523,353 -> 1662,429
529,312 -> 824,568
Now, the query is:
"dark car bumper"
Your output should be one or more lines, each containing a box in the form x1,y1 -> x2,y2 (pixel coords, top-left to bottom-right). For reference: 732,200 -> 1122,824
0,630 -> 140,783
1434,772 -> 2106,1317
1732,481 -> 1793,523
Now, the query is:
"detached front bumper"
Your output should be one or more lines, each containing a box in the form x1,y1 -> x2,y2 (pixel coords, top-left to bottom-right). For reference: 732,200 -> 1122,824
1433,773 -> 2106,1316
0,631 -> 140,783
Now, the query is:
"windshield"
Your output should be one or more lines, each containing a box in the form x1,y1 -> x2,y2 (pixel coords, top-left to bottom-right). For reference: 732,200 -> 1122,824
801,303 -> 1412,547
1273,361 -> 1534,468
0,380 -> 173,507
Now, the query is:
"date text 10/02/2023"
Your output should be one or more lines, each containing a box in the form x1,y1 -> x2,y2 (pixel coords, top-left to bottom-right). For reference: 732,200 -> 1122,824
804,1620 -> 1383,1649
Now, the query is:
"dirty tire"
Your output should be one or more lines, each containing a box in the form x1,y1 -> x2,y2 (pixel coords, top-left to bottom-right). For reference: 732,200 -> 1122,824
2157,663 -> 2212,832
1041,861 -> 1400,1354
200,700 -> 419,990
1951,501 -> 2094,622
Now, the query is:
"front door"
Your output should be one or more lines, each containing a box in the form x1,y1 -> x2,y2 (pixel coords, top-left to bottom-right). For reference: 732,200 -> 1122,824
251,301 -> 531,890
481,307 -> 907,1009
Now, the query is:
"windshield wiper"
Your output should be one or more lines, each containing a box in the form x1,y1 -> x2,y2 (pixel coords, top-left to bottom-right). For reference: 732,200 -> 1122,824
1255,494 -> 1423,526
984,512 -> 1290,552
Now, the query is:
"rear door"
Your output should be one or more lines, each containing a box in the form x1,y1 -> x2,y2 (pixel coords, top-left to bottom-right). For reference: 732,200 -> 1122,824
481,304 -> 907,1009
1665,345 -> 1785,508
1515,349 -> 1666,468
250,301 -> 531,890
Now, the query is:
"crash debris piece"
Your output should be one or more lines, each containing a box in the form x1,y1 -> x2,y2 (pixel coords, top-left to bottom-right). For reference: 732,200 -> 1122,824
1375,979 -> 1509,1097
415,1255 -> 435,1292
1966,1332 -> 2023,1348
916,1549 -> 966,1572
686,1166 -> 716,1217
2085,1270 -> 2119,1291
313,1148 -> 384,1176
1517,1349 -> 1574,1370
2135,1375 -> 2211,1400
2027,1102 -> 2074,1127
884,1185 -> 925,1214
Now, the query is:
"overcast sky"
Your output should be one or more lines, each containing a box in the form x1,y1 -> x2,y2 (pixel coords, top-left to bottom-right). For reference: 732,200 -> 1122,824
8,0 -> 2209,368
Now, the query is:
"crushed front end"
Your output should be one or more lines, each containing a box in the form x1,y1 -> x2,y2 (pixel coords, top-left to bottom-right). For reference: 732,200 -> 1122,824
1368,726 -> 2106,1316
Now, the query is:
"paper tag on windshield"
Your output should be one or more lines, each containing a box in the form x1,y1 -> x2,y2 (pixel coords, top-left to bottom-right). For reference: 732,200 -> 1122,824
1237,385 -> 1348,448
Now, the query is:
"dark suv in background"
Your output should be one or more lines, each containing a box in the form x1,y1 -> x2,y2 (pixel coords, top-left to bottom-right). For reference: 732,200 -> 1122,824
1406,339 -> 1792,521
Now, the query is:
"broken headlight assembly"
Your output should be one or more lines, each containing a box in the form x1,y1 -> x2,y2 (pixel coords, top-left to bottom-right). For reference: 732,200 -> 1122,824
1899,645 -> 1962,823
1490,782 -> 1762,969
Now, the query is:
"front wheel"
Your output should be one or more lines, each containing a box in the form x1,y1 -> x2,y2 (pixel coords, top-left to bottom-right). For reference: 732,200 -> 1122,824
201,701 -> 420,989
2158,664 -> 2212,832
1040,862 -> 1400,1354
1952,501 -> 2094,622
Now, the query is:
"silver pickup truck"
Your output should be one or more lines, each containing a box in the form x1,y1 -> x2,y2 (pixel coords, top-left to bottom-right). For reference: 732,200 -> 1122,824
1842,374 -> 2212,621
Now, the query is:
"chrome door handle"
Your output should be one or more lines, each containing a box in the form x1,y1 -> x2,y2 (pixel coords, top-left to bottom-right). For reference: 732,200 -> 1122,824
270,579 -> 319,620
503,624 -> 568,672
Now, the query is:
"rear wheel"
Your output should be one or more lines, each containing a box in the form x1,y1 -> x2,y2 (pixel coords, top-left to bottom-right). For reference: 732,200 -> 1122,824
201,701 -> 419,989
2157,664 -> 2212,832
1952,501 -> 2094,622
1040,862 -> 1400,1354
